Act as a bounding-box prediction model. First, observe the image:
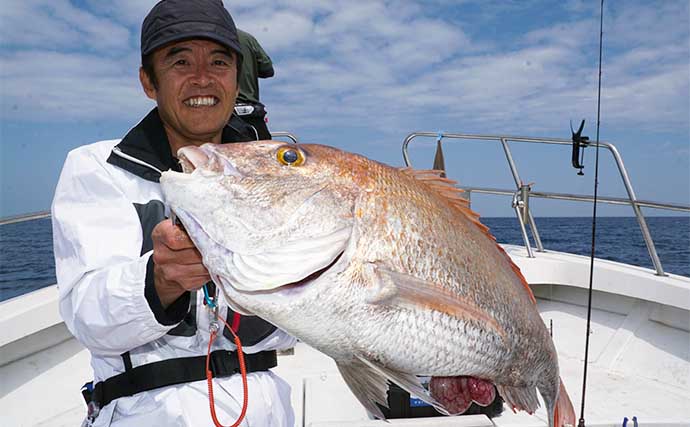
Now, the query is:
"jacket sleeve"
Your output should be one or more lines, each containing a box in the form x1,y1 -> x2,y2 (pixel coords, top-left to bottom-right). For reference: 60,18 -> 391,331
52,145 -> 188,356
251,35 -> 274,79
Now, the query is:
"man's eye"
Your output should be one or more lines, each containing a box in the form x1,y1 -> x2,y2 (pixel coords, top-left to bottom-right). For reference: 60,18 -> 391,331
174,59 -> 188,66
213,59 -> 229,66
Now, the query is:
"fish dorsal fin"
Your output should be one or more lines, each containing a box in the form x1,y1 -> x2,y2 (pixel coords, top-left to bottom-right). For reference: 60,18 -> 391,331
399,168 -> 536,304
399,168 -> 479,222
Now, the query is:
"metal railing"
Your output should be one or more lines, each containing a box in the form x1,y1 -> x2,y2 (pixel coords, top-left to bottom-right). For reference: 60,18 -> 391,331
3,131 -> 686,277
270,131 -> 300,144
0,211 -> 51,226
402,132 -> 690,276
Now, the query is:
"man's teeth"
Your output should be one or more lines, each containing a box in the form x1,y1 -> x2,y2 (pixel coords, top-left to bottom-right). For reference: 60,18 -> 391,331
184,96 -> 218,107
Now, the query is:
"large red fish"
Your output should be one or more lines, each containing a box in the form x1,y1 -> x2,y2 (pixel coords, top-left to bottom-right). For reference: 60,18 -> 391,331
160,141 -> 576,426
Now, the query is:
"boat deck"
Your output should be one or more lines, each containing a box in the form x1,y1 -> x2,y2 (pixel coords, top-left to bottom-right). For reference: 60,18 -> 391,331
1,248 -> 689,426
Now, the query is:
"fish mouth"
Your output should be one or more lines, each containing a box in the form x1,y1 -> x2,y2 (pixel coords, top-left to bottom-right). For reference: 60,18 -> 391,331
177,144 -> 243,178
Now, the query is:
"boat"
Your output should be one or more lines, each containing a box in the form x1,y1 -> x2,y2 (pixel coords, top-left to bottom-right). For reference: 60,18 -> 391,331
1,131 -> 688,427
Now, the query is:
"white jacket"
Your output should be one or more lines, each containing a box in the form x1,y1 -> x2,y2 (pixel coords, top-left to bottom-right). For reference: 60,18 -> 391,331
52,109 -> 296,426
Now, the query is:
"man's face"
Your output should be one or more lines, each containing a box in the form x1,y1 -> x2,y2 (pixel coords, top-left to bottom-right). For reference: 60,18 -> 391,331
140,39 -> 238,145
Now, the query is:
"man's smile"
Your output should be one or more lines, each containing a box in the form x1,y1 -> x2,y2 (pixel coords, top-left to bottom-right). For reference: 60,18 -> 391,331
183,96 -> 219,107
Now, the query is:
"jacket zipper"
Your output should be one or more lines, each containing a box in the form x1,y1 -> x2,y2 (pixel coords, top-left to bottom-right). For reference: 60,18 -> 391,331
111,146 -> 165,175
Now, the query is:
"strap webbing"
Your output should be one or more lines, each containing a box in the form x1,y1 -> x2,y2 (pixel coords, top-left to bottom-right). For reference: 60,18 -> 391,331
121,352 -> 133,371
91,349 -> 277,407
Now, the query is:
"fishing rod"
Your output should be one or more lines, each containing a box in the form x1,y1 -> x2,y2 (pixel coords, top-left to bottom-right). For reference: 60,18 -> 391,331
578,1 -> 605,426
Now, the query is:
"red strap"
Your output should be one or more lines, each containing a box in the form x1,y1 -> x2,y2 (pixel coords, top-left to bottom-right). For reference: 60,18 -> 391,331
231,312 -> 241,333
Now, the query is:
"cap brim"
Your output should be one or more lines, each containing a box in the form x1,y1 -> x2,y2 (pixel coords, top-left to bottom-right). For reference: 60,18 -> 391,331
142,22 -> 242,57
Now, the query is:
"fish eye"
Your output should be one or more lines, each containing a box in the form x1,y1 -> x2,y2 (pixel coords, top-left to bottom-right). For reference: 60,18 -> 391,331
276,146 -> 305,166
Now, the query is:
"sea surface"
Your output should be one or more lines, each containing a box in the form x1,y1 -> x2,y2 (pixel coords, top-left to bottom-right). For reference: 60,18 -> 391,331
1,216 -> 688,302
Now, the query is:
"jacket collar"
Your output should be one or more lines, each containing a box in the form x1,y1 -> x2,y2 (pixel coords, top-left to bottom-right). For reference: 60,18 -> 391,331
107,108 -> 256,182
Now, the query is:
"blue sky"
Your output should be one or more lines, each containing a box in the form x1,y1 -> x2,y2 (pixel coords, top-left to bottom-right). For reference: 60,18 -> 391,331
1,0 -> 688,218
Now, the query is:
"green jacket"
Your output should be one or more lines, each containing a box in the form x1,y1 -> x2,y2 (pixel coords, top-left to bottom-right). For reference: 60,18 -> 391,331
237,29 -> 274,105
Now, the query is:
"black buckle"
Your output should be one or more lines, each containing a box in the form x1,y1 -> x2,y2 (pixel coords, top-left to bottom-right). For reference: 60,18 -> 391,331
209,350 -> 241,376
81,381 -> 94,404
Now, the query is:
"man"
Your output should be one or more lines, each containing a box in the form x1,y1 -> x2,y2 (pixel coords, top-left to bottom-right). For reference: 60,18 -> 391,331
234,29 -> 275,140
51,1 -> 295,425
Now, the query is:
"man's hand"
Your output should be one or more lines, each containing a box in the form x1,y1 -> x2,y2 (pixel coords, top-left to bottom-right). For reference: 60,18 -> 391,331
151,219 -> 211,308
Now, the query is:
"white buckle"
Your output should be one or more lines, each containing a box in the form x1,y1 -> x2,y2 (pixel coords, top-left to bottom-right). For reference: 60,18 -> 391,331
234,105 -> 255,116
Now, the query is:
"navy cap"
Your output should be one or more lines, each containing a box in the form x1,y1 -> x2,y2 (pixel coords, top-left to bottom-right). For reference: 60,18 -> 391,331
141,0 -> 242,57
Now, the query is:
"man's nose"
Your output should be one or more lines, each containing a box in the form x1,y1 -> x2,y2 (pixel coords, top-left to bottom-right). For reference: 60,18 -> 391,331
191,63 -> 212,86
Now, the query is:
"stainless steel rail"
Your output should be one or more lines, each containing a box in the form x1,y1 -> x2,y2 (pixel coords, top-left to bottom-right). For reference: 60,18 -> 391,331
270,131 -> 300,144
402,132 -> 690,276
0,211 -> 51,226
463,186 -> 690,212
2,131 -> 687,277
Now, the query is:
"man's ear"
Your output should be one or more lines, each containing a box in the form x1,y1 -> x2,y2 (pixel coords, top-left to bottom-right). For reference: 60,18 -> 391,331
139,67 -> 157,100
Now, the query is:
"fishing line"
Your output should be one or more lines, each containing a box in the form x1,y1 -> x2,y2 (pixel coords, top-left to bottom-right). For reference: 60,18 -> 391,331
578,1 -> 605,426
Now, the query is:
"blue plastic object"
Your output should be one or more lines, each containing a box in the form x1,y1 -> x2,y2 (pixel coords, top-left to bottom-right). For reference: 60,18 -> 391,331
202,283 -> 217,309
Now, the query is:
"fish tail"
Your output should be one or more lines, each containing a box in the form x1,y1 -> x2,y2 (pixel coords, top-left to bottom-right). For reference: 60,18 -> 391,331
554,378 -> 576,427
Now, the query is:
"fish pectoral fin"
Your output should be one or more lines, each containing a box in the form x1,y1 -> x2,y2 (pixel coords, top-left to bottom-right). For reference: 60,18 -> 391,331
358,356 -> 448,416
337,356 -> 445,420
362,263 -> 399,304
336,359 -> 389,419
365,264 -> 507,341
495,384 -> 540,414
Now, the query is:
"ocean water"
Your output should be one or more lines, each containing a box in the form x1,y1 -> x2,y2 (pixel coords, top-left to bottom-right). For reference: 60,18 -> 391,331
1,216 -> 688,302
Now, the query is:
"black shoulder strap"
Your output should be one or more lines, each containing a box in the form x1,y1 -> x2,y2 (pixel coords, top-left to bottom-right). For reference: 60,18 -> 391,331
224,311 -> 277,346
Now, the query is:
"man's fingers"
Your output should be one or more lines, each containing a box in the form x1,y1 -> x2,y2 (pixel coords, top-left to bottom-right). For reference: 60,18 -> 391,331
178,274 -> 213,292
152,219 -> 196,250
151,218 -> 212,293
169,225 -> 196,248
156,262 -> 210,284
175,263 -> 210,278
163,225 -> 195,249
153,246 -> 204,266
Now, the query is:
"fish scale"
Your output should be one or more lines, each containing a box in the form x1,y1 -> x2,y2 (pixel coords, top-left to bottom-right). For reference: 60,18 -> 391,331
359,308 -> 507,376
160,141 -> 576,426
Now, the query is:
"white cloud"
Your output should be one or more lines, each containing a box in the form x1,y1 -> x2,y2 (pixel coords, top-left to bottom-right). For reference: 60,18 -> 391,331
0,0 -> 688,217
603,65 -> 689,126
0,0 -> 687,141
0,50 -> 150,122
1,0 -> 132,52
236,10 -> 316,50
523,20 -> 595,49
83,0 -> 158,27
606,1 -> 689,49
